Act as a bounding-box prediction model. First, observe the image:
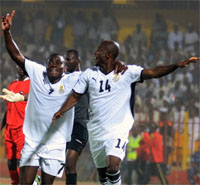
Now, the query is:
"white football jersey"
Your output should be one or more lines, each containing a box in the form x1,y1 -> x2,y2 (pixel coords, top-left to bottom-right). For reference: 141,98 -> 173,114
73,65 -> 143,140
24,59 -> 80,146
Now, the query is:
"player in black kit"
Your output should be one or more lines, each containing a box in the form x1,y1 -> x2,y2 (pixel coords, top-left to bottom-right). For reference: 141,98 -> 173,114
65,49 -> 89,185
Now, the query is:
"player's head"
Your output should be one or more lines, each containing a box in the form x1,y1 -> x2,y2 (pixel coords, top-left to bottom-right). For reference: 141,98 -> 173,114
16,65 -> 27,79
65,49 -> 80,73
94,40 -> 119,67
46,53 -> 66,83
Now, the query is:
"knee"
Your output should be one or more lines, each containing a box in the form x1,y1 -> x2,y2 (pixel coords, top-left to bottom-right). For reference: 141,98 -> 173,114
19,166 -> 38,184
65,158 -> 76,174
106,155 -> 121,174
107,164 -> 120,174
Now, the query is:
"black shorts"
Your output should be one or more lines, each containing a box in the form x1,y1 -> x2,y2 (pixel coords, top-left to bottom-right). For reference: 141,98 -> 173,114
67,123 -> 88,155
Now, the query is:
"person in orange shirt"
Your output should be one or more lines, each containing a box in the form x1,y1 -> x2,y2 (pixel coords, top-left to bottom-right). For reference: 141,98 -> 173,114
0,66 -> 30,185
149,122 -> 169,185
136,124 -> 151,185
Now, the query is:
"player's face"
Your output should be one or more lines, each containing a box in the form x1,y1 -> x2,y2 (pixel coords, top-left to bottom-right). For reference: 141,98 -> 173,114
94,44 -> 108,67
16,65 -> 25,77
47,55 -> 65,83
65,52 -> 78,73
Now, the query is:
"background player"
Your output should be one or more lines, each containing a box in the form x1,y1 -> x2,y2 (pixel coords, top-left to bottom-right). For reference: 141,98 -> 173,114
148,122 -> 169,184
136,124 -> 151,185
65,49 -> 89,185
0,65 -> 29,185
53,40 -> 199,185
1,10 -> 80,184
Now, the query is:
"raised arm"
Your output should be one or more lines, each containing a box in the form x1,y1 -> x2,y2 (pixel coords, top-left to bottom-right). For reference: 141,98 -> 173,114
1,10 -> 25,69
141,57 -> 200,80
52,91 -> 82,124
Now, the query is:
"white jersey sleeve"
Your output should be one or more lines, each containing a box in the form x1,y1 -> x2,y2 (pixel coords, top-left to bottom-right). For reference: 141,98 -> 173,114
127,65 -> 144,83
25,58 -> 46,78
73,68 -> 90,94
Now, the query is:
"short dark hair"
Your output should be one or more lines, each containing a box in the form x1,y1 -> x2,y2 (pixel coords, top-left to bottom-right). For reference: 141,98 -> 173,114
103,41 -> 119,59
66,49 -> 79,59
46,53 -> 65,65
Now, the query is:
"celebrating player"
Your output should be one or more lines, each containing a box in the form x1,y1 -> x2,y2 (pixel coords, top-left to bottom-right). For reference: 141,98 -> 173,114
53,40 -> 199,185
1,10 -> 81,184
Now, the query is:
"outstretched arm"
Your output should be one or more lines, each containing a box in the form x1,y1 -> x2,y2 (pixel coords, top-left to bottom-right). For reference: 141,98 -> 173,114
1,10 -> 25,69
52,91 -> 82,124
142,57 -> 200,80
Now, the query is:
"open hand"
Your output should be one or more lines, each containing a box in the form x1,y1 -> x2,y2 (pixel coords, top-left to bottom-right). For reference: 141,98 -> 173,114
177,57 -> 200,68
1,10 -> 15,31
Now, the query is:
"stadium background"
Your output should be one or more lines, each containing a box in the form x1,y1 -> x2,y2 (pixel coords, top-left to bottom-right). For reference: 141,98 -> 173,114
0,0 -> 199,184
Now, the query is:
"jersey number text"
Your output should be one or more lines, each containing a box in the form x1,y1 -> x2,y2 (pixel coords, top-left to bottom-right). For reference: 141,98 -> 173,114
115,138 -> 126,152
99,80 -> 111,92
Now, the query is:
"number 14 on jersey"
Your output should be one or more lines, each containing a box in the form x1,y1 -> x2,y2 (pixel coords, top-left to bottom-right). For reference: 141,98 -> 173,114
99,80 -> 111,93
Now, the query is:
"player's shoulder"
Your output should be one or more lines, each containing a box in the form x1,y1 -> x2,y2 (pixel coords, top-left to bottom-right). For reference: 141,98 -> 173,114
9,77 -> 30,90
24,77 -> 30,82
127,64 -> 143,69
9,79 -> 18,86
75,67 -> 95,77
25,58 -> 46,70
63,71 -> 81,82
83,66 -> 99,75
82,66 -> 98,72
68,71 -> 82,77
127,64 -> 144,73
23,78 -> 30,87
90,66 -> 98,71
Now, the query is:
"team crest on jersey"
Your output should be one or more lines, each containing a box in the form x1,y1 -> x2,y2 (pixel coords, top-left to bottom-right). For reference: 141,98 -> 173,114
112,74 -> 119,82
59,85 -> 64,94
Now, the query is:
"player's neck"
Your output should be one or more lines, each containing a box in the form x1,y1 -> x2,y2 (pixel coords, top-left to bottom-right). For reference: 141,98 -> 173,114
75,65 -> 81,71
100,62 -> 114,75
19,75 -> 27,81
49,76 -> 62,84
100,67 -> 113,74
71,64 -> 81,72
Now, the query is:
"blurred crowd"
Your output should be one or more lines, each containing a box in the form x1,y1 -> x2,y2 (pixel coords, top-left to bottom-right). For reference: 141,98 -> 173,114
1,7 -> 199,182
